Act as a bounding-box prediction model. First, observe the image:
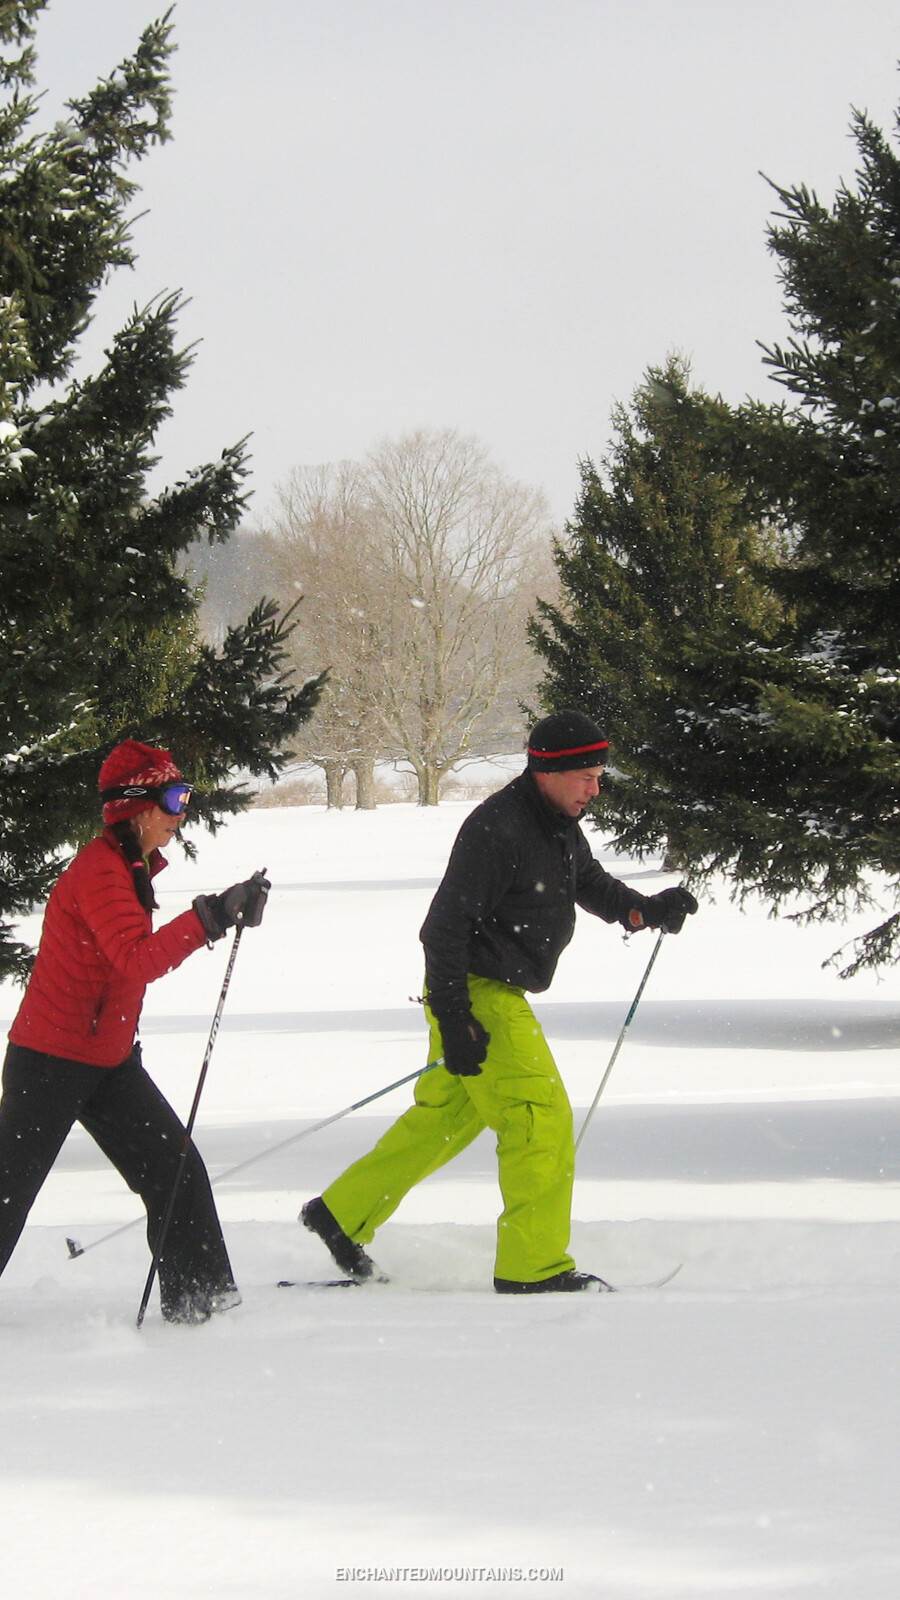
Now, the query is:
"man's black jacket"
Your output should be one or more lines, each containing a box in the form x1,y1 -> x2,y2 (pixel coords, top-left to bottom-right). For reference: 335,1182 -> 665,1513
420,771 -> 651,1019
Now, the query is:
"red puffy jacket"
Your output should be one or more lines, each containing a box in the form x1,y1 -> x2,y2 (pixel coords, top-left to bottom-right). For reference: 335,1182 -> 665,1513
9,829 -> 208,1067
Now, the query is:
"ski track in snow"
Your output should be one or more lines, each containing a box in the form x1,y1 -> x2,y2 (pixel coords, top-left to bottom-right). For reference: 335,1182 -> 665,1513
1,800 -> 900,1599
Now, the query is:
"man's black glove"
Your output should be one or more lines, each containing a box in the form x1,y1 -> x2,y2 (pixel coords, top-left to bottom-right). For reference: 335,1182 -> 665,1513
435,1011 -> 490,1076
639,884 -> 699,934
193,869 -> 271,942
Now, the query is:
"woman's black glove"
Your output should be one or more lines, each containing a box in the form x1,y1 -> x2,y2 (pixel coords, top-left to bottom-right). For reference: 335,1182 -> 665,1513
193,869 -> 270,942
639,885 -> 699,934
435,1011 -> 491,1076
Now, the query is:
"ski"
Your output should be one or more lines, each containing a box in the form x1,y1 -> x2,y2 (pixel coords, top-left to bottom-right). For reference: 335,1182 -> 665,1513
277,1278 -> 362,1289
276,1264 -> 682,1293
631,1262 -> 682,1290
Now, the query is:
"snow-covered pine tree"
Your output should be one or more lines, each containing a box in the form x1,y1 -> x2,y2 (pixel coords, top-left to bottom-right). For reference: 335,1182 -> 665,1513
530,356 -> 781,876
702,100 -> 900,972
0,5 -> 321,981
534,92 -> 900,975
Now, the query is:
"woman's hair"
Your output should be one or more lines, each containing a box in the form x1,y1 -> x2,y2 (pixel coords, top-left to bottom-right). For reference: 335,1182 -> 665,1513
110,819 -> 158,912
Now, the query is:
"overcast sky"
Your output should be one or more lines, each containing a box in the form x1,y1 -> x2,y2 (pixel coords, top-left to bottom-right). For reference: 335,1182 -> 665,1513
31,0 -> 900,527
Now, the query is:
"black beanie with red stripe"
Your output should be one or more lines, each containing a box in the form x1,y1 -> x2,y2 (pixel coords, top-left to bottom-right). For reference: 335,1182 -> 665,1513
527,711 -> 609,772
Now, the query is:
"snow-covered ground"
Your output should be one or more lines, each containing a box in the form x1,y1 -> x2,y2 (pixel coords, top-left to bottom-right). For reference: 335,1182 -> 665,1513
2,798 -> 900,1599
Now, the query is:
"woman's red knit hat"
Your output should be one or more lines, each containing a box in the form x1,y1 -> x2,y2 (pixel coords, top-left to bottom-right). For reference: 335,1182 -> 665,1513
98,741 -> 183,824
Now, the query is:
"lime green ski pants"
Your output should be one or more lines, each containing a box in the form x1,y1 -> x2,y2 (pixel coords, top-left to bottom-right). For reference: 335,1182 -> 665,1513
322,976 -> 576,1284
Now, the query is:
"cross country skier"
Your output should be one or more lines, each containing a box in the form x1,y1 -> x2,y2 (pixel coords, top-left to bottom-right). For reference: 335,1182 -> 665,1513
0,740 -> 268,1323
302,710 -> 697,1293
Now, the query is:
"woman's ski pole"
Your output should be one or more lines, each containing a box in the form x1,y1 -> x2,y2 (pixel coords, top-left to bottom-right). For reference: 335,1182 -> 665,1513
574,928 -> 665,1153
135,920 -> 245,1328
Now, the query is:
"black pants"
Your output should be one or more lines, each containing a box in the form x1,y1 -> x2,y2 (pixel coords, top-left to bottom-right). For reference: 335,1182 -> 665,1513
0,1042 -> 238,1321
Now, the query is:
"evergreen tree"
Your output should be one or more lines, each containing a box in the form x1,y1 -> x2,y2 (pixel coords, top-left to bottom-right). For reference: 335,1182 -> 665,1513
723,105 -> 900,971
535,94 -> 900,975
0,5 -> 321,981
530,356 -> 782,876
651,102 -> 900,970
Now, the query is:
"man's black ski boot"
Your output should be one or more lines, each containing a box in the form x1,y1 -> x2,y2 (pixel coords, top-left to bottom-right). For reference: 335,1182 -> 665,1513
494,1269 -> 615,1294
300,1197 -> 383,1282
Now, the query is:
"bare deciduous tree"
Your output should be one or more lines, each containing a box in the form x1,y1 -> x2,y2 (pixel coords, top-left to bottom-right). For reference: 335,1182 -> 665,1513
364,429 -> 554,803
261,462 -> 386,807
260,429 -> 557,805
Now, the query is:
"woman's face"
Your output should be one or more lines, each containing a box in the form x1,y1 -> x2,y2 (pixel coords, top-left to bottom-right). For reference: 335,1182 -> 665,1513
133,804 -> 181,856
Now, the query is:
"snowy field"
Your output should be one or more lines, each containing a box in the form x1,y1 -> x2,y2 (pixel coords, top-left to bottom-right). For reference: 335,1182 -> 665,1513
2,797 -> 900,1599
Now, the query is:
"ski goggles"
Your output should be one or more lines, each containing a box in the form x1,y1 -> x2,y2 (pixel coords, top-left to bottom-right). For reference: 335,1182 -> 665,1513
100,782 -> 194,816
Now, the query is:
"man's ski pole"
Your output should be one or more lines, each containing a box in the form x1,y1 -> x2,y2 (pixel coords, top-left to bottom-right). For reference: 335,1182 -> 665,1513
575,928 -> 665,1153
69,1058 -> 443,1262
135,919 -> 246,1328
196,1059 -> 442,1186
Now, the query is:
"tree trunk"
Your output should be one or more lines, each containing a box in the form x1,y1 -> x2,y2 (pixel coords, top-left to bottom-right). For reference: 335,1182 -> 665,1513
323,760 -> 345,809
352,758 -> 377,810
417,764 -> 441,806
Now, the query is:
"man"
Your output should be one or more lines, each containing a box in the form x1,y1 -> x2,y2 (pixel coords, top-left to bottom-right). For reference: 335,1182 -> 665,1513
301,710 -> 697,1293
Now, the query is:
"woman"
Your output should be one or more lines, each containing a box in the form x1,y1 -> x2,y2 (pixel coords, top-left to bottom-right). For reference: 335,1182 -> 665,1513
0,740 -> 267,1324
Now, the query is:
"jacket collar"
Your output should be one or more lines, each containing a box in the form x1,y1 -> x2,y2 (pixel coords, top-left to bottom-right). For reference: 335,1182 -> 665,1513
102,825 -> 168,880
513,769 -> 578,840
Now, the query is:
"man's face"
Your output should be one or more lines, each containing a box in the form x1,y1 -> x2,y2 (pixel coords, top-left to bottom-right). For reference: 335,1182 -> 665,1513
533,764 -> 605,819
